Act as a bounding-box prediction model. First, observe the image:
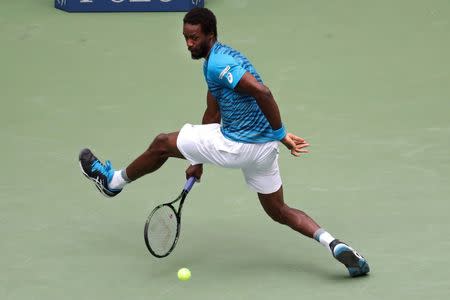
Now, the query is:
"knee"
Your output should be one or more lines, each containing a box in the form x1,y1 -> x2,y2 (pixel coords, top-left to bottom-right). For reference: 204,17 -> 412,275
266,204 -> 289,225
148,133 -> 170,155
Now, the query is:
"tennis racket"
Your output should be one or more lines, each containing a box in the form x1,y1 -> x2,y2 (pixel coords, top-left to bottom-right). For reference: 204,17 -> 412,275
144,177 -> 196,258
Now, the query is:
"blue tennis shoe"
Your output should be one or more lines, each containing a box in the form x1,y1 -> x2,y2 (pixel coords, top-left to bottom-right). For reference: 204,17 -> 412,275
79,148 -> 121,197
330,239 -> 370,277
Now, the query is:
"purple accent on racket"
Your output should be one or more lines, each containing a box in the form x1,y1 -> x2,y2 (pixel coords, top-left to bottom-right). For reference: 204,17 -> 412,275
183,177 -> 196,193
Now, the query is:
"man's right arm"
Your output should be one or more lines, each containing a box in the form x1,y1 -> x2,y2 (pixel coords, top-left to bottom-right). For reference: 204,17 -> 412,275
185,90 -> 220,181
202,90 -> 221,124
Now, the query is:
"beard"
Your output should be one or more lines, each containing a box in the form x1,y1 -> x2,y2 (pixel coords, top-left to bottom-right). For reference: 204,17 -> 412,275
190,41 -> 210,60
190,51 -> 203,60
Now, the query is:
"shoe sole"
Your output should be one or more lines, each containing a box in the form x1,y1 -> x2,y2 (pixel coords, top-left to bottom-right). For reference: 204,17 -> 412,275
334,244 -> 370,277
79,161 -> 115,198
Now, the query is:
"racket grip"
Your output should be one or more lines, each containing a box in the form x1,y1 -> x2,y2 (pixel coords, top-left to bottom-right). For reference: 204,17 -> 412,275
183,176 -> 196,192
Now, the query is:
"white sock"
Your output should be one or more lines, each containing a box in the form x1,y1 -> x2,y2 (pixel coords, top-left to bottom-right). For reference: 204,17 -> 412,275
108,170 -> 129,190
313,229 -> 335,253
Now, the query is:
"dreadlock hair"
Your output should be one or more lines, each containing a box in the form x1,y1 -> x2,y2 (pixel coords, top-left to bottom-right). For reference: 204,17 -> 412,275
183,7 -> 217,38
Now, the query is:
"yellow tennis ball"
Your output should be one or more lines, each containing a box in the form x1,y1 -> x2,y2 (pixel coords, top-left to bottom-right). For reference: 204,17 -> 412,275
177,268 -> 191,281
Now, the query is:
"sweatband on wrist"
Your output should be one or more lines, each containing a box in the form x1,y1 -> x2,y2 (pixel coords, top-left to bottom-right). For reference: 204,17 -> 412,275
272,125 -> 287,140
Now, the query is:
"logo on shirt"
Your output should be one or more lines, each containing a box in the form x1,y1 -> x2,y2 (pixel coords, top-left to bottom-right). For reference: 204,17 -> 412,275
226,72 -> 233,84
219,65 -> 233,84
219,65 -> 231,80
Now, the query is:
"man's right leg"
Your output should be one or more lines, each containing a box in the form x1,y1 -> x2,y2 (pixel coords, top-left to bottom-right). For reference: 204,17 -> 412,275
125,132 -> 184,180
79,132 -> 184,197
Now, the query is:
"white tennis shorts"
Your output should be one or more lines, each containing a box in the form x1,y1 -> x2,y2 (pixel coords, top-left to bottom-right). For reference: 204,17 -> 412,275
176,123 -> 282,194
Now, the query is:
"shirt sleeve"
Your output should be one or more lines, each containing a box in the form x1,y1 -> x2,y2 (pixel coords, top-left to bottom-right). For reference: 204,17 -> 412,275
207,53 -> 247,89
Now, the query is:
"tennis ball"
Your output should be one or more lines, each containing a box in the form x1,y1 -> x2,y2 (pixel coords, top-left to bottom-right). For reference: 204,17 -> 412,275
177,268 -> 191,281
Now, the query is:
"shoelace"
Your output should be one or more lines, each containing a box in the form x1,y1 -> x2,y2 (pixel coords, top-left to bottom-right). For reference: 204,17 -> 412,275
91,160 -> 114,180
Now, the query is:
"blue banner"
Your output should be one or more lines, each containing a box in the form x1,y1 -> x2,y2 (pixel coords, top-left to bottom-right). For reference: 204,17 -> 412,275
55,0 -> 204,12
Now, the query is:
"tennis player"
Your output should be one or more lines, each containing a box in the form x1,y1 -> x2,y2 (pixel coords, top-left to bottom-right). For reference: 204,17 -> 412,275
79,8 -> 369,277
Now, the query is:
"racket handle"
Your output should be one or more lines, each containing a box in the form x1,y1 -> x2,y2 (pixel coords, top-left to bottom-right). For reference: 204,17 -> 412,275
183,176 -> 196,193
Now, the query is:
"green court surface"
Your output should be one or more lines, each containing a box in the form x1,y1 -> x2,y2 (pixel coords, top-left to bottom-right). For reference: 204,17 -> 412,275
1,0 -> 450,299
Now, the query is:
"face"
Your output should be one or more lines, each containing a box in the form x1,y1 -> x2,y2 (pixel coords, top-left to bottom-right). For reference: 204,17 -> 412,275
183,23 -> 213,59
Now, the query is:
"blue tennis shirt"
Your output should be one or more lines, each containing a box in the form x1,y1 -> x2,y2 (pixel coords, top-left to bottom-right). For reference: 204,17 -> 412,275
203,42 -> 286,143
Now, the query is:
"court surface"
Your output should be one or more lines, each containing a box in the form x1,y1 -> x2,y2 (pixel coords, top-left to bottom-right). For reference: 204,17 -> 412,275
1,1 -> 449,299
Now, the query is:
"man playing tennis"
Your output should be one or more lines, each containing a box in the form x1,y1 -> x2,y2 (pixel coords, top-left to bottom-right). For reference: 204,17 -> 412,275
79,8 -> 369,277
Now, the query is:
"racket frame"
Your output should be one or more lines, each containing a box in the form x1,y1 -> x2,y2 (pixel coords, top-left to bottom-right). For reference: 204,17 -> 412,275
144,177 -> 195,258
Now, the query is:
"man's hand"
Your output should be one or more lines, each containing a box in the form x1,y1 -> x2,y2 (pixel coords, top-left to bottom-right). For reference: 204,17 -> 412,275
185,164 -> 203,181
281,133 -> 310,157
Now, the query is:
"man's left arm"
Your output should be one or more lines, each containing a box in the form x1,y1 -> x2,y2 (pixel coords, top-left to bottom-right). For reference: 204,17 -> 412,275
235,72 -> 309,157
235,73 -> 283,132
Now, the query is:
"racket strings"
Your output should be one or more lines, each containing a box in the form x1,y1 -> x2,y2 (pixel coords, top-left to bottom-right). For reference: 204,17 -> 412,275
147,205 -> 178,256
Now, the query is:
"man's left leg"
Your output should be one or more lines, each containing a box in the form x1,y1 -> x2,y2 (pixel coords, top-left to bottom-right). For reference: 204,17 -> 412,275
258,187 -> 370,277
257,186 -> 320,237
